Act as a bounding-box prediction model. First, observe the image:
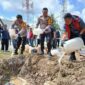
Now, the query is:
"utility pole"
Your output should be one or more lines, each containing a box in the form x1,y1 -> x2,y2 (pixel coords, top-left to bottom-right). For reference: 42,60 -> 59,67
57,0 -> 68,29
62,0 -> 67,16
22,0 -> 33,23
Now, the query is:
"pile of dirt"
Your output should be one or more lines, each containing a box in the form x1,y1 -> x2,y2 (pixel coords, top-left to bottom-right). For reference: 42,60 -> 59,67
0,55 -> 26,85
19,54 -> 85,85
0,54 -> 85,85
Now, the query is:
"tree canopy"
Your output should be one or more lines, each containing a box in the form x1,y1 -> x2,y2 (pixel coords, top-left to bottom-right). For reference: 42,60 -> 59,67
51,14 -> 60,30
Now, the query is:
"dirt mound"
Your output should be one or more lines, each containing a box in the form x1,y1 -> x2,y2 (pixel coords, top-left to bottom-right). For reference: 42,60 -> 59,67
0,54 -> 85,85
0,55 -> 26,84
19,55 -> 85,85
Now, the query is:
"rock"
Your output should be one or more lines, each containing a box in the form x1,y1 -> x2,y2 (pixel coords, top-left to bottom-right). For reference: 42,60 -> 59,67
44,81 -> 56,85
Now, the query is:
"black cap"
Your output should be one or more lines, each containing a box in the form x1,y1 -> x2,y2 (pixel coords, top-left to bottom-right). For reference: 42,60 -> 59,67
16,15 -> 22,19
64,13 -> 72,19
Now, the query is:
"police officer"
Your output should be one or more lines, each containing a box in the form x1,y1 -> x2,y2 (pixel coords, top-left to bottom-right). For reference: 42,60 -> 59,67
12,15 -> 27,54
36,8 -> 53,55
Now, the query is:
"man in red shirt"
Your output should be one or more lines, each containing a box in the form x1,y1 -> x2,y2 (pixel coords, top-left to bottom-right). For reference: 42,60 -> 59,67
63,13 -> 85,61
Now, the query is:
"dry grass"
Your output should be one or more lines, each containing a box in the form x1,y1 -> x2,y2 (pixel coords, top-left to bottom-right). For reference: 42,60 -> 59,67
0,51 -> 12,60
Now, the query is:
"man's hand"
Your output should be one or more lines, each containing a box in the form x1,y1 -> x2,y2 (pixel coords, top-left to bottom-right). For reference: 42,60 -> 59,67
44,25 -> 51,33
62,32 -> 68,40
80,29 -> 85,35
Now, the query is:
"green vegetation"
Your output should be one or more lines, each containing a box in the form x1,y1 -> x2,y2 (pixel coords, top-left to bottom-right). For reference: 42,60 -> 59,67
51,14 -> 60,30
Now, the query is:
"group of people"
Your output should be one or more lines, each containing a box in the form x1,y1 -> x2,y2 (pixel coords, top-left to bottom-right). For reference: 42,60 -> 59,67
11,8 -> 60,55
0,7 -> 85,62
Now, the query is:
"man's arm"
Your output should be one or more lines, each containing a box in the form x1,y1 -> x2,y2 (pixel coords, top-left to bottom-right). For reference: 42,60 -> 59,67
80,29 -> 85,35
79,19 -> 85,35
62,25 -> 68,40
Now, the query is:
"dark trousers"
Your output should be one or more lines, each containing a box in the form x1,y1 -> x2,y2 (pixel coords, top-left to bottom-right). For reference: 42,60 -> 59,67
1,39 -> 9,51
37,39 -> 41,46
15,36 -> 26,54
81,34 -> 85,45
40,33 -> 51,53
12,39 -> 17,49
52,39 -> 57,49
57,39 -> 60,47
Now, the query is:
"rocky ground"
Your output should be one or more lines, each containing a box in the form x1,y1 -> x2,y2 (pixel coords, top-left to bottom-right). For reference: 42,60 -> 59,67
0,53 -> 85,85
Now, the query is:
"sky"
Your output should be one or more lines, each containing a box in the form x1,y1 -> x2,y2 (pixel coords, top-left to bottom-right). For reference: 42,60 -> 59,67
0,0 -> 85,28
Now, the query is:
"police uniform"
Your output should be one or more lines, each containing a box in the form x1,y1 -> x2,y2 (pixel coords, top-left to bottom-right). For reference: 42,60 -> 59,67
12,21 -> 27,54
37,15 -> 53,54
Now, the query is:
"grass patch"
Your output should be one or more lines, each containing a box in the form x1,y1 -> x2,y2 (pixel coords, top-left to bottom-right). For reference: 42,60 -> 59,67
0,51 -> 12,60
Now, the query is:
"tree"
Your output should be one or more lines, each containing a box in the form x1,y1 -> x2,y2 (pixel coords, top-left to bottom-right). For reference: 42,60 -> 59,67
51,14 -> 60,30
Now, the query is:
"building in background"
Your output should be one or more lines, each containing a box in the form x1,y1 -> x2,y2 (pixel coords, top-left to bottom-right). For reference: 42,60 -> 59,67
0,19 -> 13,29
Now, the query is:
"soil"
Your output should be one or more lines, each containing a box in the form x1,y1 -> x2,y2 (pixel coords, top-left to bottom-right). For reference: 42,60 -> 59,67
0,53 -> 85,85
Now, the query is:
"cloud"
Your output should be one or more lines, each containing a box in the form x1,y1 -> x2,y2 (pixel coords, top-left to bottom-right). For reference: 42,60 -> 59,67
1,0 -> 13,10
0,0 -> 22,12
81,8 -> 85,21
69,8 -> 85,22
71,11 -> 80,16
32,0 -> 63,26
78,0 -> 85,2
0,15 -> 16,22
0,0 -> 85,28
10,16 -> 16,21
66,1 -> 74,12
0,15 -> 4,19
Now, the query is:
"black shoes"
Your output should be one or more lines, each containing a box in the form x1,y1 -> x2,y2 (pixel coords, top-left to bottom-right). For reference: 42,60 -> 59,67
14,52 -> 18,55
